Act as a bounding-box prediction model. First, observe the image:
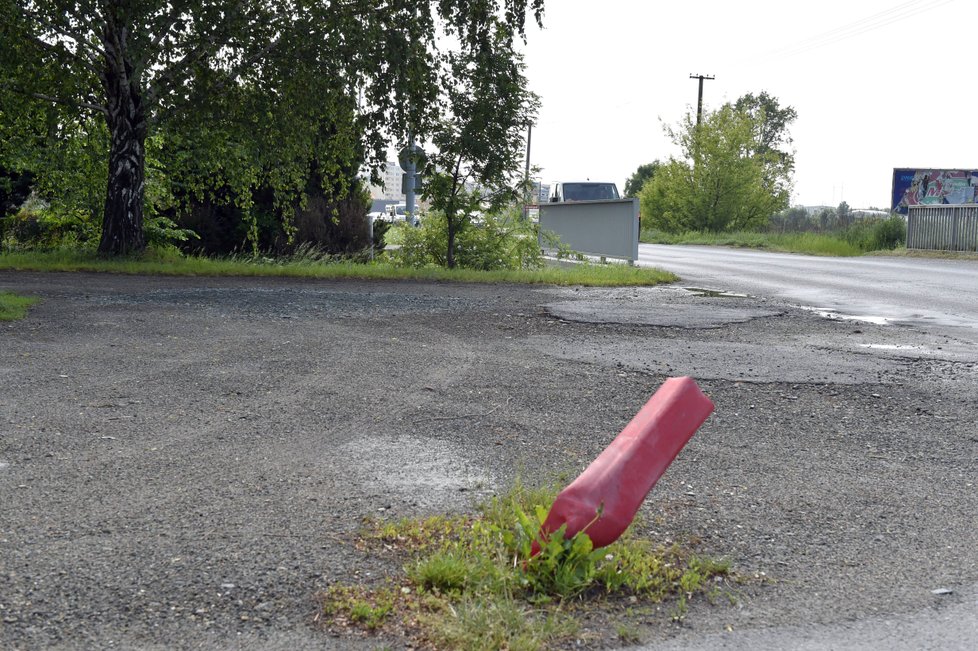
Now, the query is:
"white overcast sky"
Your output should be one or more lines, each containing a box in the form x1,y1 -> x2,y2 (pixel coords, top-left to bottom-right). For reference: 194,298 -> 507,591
518,0 -> 969,209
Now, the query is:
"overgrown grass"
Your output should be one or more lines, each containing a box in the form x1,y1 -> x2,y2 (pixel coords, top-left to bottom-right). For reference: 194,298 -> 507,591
320,481 -> 733,650
641,229 -> 867,256
0,292 -> 39,321
640,216 -> 907,256
868,247 -> 978,259
0,248 -> 676,287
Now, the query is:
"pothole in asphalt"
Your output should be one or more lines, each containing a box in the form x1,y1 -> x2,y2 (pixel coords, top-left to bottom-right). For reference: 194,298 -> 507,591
684,287 -> 750,298
797,306 -> 892,325
544,301 -> 780,328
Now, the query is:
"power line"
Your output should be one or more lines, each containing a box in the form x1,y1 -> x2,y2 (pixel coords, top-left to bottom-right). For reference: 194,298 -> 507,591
753,0 -> 955,62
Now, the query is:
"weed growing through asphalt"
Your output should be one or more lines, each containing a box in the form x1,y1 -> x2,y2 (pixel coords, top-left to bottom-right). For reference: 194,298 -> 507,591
319,480 -> 732,649
0,292 -> 38,321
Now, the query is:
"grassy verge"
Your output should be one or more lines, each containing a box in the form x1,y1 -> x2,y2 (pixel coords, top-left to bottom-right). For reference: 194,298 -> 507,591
0,292 -> 39,321
641,229 -> 868,256
0,249 -> 676,287
866,248 -> 978,260
320,481 -> 734,650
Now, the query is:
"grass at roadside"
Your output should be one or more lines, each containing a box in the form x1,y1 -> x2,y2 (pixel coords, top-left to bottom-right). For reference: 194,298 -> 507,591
0,249 -> 676,287
866,247 -> 978,260
0,292 -> 39,321
641,229 -> 868,256
320,481 -> 733,650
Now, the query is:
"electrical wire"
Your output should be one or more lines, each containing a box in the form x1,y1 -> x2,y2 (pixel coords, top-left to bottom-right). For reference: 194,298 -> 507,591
751,0 -> 955,62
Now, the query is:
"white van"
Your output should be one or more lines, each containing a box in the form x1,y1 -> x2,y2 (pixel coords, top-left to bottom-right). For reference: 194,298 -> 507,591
548,181 -> 620,202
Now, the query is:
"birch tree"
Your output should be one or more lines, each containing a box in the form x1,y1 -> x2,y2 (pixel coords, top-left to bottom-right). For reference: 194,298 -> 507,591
0,0 -> 544,255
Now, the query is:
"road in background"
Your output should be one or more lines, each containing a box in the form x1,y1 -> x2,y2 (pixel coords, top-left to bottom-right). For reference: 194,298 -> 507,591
638,244 -> 978,337
634,244 -> 978,651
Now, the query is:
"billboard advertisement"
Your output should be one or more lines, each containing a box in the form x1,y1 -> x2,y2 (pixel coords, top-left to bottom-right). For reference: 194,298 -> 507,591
892,168 -> 978,214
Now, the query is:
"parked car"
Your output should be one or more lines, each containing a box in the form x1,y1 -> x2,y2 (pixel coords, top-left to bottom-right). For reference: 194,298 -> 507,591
386,203 -> 420,226
548,181 -> 620,202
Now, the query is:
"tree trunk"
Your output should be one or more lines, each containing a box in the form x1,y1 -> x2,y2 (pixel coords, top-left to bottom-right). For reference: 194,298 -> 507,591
98,17 -> 147,256
446,212 -> 457,269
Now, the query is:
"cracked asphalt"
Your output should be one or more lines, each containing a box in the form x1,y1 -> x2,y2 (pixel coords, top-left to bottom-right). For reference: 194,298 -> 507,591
1,271 -> 976,650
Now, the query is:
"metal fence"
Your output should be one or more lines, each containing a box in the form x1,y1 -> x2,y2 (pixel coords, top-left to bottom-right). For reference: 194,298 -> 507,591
538,198 -> 639,263
907,205 -> 978,252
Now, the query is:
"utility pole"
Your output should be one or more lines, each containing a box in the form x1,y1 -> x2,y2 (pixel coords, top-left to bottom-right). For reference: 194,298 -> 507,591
689,73 -> 715,126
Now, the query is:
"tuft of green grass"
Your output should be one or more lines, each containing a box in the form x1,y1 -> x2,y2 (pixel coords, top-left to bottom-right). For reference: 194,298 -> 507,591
321,585 -> 395,631
407,552 -> 480,594
421,596 -> 578,651
615,621 -> 642,644
324,480 -> 733,649
0,292 -> 39,321
0,249 -> 676,287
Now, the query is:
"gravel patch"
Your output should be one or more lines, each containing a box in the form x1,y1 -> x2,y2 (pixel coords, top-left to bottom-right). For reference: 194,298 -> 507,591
1,271 -> 976,650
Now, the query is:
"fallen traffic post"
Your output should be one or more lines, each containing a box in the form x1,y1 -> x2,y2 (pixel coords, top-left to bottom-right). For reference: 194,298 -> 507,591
533,376 -> 714,553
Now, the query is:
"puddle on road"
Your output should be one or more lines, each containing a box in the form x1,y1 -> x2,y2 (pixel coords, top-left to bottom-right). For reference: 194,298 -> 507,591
797,306 -> 892,326
0,461 -> 9,470
684,287 -> 750,298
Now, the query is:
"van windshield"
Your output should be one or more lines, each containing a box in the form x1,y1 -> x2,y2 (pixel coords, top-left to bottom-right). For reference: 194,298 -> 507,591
562,183 -> 620,201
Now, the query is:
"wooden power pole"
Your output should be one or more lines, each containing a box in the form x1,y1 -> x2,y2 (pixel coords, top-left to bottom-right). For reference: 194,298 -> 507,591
689,73 -> 715,125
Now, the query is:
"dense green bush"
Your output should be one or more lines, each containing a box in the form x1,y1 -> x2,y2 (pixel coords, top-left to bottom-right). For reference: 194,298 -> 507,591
840,216 -> 906,252
871,216 -> 906,250
2,206 -> 98,249
386,209 -> 545,270
841,220 -> 875,251
2,206 -> 197,252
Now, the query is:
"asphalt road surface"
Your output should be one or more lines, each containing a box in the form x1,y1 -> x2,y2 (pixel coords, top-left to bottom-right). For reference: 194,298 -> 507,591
1,270 -> 976,650
638,244 -> 978,338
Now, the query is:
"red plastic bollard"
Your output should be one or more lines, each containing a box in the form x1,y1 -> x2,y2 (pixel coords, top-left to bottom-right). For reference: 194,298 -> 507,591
533,377 -> 714,553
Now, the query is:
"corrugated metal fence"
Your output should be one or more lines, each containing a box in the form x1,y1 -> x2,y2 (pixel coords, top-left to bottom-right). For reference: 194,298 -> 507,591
907,205 -> 978,251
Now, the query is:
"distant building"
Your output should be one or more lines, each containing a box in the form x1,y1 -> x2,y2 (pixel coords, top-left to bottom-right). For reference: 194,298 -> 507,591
367,162 -> 405,202
851,208 -> 890,218
529,181 -> 549,204
802,205 -> 833,216
800,205 -> 890,218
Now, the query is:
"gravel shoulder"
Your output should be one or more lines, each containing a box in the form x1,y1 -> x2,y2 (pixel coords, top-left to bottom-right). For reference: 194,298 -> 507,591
1,271 -> 976,650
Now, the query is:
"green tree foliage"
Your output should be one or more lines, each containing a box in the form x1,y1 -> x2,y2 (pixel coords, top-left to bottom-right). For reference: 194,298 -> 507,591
733,91 -> 796,206
836,201 -> 852,228
769,205 -> 810,233
734,92 -> 796,163
0,0 -> 544,255
623,161 -> 661,198
422,25 -> 539,269
640,99 -> 794,233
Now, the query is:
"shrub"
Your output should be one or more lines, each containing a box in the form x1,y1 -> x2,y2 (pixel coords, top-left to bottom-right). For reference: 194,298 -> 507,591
841,220 -> 875,251
387,208 -> 545,271
872,215 -> 906,250
3,206 -> 98,249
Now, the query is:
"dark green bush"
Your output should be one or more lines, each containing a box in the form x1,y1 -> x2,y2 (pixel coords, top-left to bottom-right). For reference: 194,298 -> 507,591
2,207 -> 98,249
871,216 -> 906,250
842,220 -> 874,251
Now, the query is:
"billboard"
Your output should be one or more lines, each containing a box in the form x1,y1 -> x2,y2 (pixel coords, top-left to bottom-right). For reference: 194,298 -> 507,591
892,168 -> 978,214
